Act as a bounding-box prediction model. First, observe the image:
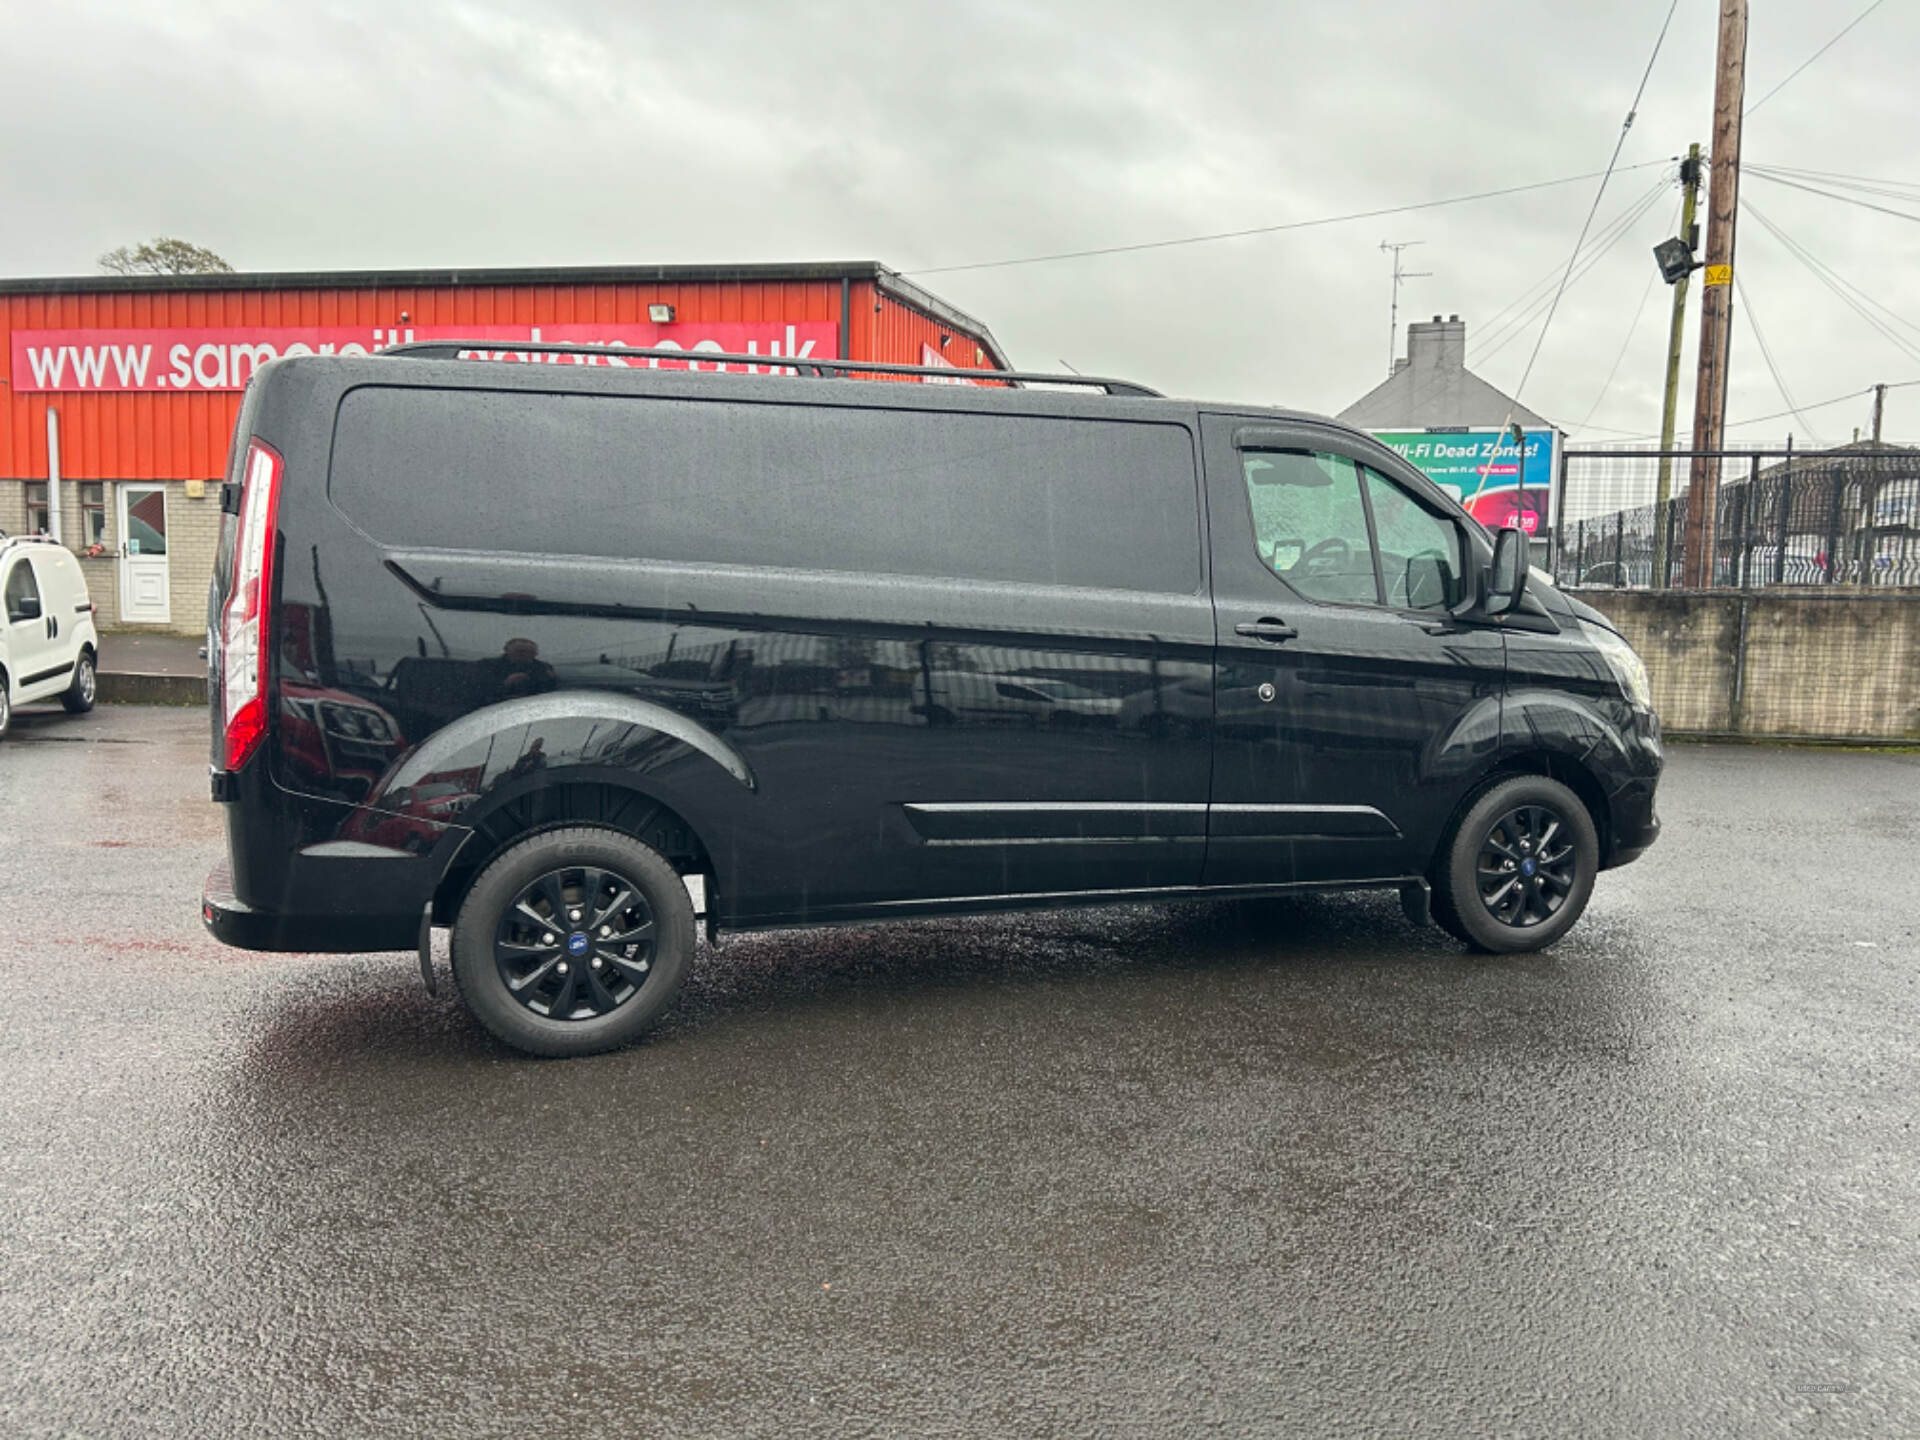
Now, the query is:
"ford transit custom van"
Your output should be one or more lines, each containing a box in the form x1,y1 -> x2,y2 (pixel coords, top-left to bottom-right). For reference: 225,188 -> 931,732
202,345 -> 1662,1056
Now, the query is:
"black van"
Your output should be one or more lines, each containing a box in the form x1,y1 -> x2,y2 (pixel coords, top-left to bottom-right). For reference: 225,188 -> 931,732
202,345 -> 1661,1057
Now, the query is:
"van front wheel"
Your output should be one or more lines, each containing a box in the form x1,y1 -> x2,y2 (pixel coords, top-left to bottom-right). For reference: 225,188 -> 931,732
1433,775 -> 1598,953
450,826 -> 696,1057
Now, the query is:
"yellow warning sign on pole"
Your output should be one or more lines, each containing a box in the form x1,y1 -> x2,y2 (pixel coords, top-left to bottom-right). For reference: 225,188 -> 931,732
1704,264 -> 1732,287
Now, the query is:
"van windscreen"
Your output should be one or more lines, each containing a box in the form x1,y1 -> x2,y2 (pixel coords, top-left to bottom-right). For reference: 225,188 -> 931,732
328,387 -> 1201,594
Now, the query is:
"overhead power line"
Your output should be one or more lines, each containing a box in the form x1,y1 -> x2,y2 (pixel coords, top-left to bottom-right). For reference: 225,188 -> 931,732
1469,175 -> 1671,358
1576,195 -> 1680,428
1745,0 -> 1890,117
1473,180 -> 1672,369
1578,268 -> 1662,428
1601,380 -> 1920,443
1733,271 -> 1827,445
1743,199 -> 1920,367
899,159 -> 1672,277
1571,419 -> 1667,437
1746,167 -> 1920,227
1747,203 -> 1920,343
1512,0 -> 1680,400
1748,163 -> 1920,200
1601,387 -> 1874,443
1721,392 -> 1869,437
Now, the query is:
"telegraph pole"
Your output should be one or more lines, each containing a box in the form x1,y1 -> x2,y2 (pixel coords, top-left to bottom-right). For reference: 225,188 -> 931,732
1652,142 -> 1704,588
1680,0 -> 1748,587
1380,240 -> 1431,377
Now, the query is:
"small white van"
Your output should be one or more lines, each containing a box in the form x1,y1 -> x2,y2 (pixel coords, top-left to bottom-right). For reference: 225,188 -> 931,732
0,535 -> 99,739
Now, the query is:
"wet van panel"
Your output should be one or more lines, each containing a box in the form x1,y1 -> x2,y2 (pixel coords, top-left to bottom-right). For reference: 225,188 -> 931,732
1502,615 -> 1664,865
1199,415 -> 1504,885
288,382 -> 1214,925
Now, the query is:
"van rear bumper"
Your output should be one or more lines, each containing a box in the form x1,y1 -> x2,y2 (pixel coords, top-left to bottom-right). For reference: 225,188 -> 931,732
201,861 -> 419,953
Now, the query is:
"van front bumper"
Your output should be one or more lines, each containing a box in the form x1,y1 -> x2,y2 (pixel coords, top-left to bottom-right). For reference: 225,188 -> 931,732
202,861 -> 418,952
1605,782 -> 1661,868
1603,720 -> 1663,870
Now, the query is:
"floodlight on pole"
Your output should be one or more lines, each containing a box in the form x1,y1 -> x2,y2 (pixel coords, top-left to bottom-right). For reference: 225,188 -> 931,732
1652,236 -> 1700,285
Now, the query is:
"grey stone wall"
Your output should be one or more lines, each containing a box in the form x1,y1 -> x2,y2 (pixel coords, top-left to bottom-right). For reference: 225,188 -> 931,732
1574,588 -> 1920,740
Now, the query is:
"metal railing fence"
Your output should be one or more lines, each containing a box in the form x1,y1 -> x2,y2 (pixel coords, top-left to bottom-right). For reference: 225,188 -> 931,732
1553,444 -> 1920,589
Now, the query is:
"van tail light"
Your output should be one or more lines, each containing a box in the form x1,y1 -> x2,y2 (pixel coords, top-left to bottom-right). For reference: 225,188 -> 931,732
221,439 -> 283,770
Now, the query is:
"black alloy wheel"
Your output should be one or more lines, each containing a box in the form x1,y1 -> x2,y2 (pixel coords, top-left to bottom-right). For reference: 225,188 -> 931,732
1432,774 -> 1599,954
451,825 -> 697,1058
1475,805 -> 1576,929
494,865 -> 656,1021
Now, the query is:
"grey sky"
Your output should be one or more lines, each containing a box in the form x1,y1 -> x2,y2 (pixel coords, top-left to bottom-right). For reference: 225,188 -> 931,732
4,0 -> 1916,443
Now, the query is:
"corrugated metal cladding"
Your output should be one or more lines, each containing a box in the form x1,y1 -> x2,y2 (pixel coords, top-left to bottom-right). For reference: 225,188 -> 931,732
0,264 -> 1007,480
858,283 -> 999,374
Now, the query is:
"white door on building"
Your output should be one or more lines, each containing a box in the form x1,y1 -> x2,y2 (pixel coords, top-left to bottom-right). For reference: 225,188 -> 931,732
117,484 -> 171,625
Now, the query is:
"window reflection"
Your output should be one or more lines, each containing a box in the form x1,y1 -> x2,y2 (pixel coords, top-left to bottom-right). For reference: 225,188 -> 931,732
1244,451 -> 1377,604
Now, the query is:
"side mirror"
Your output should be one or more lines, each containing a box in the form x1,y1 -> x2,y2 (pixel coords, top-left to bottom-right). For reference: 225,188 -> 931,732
1484,527 -> 1529,617
9,594 -> 40,623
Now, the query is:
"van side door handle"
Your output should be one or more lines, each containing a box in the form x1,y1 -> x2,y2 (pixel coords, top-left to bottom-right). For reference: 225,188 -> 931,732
1233,617 -> 1297,643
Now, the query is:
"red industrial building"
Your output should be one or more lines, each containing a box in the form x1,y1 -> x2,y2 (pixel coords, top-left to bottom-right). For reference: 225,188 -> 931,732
0,261 -> 1009,631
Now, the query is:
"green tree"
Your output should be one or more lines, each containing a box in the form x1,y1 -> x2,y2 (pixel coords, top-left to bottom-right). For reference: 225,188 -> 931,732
98,237 -> 235,276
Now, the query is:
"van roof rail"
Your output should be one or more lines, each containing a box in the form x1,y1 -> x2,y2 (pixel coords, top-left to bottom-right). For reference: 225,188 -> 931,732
379,340 -> 1162,398
0,533 -> 63,554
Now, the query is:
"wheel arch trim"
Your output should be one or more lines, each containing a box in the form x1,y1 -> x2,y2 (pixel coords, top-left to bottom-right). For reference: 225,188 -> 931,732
383,691 -> 755,796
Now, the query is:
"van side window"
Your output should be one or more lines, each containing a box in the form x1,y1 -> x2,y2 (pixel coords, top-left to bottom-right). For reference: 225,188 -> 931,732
1362,467 -> 1464,611
330,389 -> 1203,595
4,560 -> 41,622
1242,451 -> 1378,605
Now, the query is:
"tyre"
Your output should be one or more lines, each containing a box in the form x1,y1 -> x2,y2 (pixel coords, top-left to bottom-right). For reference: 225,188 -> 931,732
450,826 -> 696,1058
1433,775 -> 1599,954
1427,880 -> 1472,945
62,650 -> 96,715
0,674 -> 10,741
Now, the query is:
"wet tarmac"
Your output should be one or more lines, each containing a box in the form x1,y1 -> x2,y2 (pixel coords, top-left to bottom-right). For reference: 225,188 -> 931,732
2,704 -> 1915,1437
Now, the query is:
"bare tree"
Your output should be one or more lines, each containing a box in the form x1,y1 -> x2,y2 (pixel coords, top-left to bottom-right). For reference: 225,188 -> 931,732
98,237 -> 235,276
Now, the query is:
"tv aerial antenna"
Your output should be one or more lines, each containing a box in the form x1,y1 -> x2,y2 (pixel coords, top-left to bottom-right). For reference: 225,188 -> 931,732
1380,240 -> 1432,377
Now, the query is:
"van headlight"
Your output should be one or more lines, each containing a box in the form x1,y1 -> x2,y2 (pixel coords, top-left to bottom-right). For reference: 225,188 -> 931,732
1582,620 -> 1653,711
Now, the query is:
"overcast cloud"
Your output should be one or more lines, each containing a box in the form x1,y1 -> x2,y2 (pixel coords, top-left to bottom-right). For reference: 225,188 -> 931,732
4,0 -> 1916,443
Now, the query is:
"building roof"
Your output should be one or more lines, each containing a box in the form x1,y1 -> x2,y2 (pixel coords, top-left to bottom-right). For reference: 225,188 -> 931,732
0,259 -> 1011,369
1337,315 -> 1552,432
1752,438 -> 1920,483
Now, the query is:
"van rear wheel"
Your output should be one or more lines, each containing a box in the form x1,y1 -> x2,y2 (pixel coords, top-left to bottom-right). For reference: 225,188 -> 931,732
1433,775 -> 1598,953
62,651 -> 96,714
450,826 -> 696,1058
